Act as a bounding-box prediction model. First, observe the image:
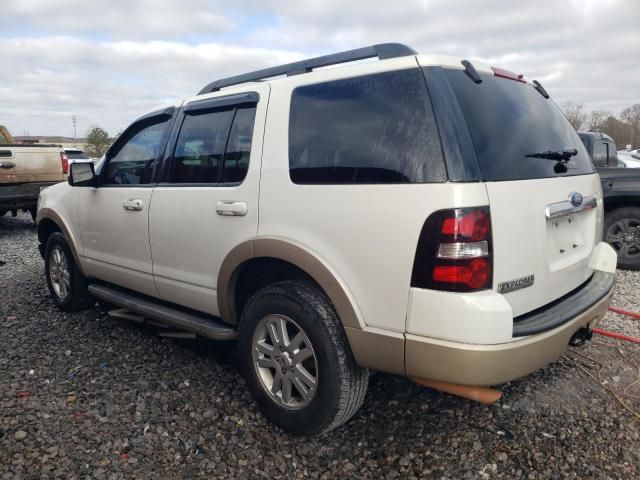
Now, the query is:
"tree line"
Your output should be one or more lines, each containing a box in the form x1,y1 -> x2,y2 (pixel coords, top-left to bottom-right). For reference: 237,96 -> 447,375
562,102 -> 640,150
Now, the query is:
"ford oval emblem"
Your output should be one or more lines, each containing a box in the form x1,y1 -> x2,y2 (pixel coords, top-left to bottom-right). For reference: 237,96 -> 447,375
569,192 -> 583,207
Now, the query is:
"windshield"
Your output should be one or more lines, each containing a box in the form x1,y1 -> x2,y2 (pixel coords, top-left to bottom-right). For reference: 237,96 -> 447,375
445,69 -> 594,181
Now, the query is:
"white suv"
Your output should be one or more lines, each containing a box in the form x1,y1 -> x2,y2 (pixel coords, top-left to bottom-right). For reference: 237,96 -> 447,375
37,44 -> 617,435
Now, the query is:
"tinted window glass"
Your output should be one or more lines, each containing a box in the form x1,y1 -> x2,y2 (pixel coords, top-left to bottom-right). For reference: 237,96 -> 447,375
170,109 -> 234,183
221,106 -> 256,183
289,69 -> 446,184
606,142 -> 618,166
445,70 -> 594,181
592,141 -> 607,167
104,120 -> 168,185
66,151 -> 90,160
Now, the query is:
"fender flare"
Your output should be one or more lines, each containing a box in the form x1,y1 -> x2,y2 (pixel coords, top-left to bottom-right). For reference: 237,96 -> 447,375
217,237 -> 365,330
37,208 -> 87,277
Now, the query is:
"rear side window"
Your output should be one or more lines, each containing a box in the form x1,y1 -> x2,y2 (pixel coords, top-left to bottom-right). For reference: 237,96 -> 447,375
289,69 -> 446,184
444,69 -> 594,181
170,105 -> 256,184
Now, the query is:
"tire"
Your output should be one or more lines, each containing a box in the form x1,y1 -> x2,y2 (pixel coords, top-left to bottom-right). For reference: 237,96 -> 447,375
44,232 -> 94,311
603,207 -> 640,270
238,280 -> 369,435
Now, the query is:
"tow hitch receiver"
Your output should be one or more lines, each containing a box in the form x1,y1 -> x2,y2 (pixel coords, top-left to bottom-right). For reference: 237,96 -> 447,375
569,327 -> 593,347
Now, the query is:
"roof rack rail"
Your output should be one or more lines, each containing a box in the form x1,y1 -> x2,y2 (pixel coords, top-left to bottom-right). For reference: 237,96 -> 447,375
197,43 -> 417,95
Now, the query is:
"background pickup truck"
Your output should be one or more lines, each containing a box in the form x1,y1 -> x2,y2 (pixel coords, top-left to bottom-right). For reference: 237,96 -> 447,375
579,131 -> 640,270
0,125 -> 67,221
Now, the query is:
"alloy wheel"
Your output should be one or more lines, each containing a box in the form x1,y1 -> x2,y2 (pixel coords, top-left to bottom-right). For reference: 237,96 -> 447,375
252,314 -> 318,410
606,218 -> 640,259
49,246 -> 70,299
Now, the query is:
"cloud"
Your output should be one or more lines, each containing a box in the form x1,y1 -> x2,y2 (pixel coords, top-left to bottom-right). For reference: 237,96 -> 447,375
1,0 -> 638,135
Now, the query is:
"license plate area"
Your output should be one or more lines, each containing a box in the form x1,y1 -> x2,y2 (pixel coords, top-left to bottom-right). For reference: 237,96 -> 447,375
547,214 -> 589,270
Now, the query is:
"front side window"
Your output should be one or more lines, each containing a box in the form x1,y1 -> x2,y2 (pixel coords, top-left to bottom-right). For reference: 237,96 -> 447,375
169,105 -> 256,184
103,120 -> 169,185
289,69 -> 446,184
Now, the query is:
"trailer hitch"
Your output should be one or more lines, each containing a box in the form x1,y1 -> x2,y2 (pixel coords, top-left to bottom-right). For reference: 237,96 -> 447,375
569,327 -> 593,347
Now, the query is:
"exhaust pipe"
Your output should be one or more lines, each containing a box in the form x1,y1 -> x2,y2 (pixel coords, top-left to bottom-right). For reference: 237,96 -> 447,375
410,377 -> 503,404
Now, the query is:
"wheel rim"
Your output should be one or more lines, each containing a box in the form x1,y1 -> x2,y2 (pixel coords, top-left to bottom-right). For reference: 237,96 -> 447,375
606,218 -> 640,259
252,314 -> 318,410
49,246 -> 70,299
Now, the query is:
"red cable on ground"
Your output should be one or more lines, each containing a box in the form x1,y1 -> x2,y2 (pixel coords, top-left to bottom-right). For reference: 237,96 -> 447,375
593,328 -> 640,344
608,306 -> 640,320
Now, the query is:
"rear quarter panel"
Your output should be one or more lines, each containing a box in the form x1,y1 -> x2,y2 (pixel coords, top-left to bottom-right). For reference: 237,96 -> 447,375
259,71 -> 489,332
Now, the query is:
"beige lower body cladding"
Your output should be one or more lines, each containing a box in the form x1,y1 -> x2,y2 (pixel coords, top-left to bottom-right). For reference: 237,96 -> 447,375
349,282 -> 614,386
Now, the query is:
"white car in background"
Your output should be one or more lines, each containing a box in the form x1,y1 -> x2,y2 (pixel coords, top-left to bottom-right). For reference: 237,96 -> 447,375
617,149 -> 640,168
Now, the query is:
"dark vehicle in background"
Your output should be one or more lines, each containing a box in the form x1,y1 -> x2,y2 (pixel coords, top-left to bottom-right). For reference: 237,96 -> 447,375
579,131 -> 640,270
64,148 -> 91,163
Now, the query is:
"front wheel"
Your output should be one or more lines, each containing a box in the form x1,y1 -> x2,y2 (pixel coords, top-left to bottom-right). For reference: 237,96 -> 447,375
604,207 -> 640,270
44,232 -> 94,311
238,280 -> 369,435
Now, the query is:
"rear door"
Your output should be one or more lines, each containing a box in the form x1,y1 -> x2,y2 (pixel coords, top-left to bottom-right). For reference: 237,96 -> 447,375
148,86 -> 268,316
440,67 -> 601,317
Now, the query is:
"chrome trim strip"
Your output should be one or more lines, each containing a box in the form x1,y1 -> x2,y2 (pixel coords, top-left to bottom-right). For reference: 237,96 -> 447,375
545,195 -> 597,220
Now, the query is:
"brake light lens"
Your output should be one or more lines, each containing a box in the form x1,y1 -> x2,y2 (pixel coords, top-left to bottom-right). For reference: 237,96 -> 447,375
441,210 -> 490,241
411,207 -> 493,292
433,258 -> 491,290
491,66 -> 526,83
60,152 -> 69,174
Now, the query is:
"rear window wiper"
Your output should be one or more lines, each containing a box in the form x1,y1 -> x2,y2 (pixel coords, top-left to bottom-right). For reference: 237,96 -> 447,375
525,148 -> 578,162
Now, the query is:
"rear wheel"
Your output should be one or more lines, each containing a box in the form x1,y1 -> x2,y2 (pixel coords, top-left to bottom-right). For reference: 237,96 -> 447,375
238,280 -> 369,435
44,232 -> 94,311
604,207 -> 640,270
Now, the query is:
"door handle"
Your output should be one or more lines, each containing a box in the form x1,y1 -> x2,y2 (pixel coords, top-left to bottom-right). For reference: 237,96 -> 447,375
216,201 -> 248,217
0,161 -> 15,169
122,199 -> 144,211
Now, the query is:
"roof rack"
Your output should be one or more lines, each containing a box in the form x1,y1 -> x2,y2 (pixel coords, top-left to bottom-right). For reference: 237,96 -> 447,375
197,43 -> 417,95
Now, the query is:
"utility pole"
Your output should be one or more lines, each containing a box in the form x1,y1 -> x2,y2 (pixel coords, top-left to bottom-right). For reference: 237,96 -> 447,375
72,116 -> 77,147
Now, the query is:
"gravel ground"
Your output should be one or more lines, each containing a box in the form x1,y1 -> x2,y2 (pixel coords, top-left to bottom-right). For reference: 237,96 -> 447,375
1,212 -> 639,479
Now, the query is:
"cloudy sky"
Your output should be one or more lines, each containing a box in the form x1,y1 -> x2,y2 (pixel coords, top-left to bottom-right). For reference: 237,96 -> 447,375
1,0 -> 638,137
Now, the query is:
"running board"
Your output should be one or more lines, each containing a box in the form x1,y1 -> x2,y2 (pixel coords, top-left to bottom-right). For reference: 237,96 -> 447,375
88,284 -> 237,341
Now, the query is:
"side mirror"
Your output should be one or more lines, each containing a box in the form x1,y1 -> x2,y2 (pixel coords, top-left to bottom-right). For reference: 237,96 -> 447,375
68,162 -> 96,187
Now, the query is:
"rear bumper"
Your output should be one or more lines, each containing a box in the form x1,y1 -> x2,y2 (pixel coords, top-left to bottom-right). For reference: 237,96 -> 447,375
0,182 -> 57,209
405,271 -> 614,386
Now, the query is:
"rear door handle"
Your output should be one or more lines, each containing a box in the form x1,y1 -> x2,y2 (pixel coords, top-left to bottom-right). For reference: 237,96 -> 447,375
216,201 -> 248,216
123,199 -> 144,211
0,161 -> 15,169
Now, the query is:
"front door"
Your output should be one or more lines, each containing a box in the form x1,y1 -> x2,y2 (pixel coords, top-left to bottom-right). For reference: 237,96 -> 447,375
77,112 -> 173,297
149,87 -> 268,316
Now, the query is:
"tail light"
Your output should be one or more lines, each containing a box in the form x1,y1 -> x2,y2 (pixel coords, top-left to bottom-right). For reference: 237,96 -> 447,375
60,152 -> 69,174
411,207 -> 492,292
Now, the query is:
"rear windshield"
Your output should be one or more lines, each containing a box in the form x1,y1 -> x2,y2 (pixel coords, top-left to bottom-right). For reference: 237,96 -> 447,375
445,69 -> 594,181
66,151 -> 90,159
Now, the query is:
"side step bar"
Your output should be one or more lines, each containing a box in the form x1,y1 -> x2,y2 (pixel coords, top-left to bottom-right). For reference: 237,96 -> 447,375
88,284 -> 237,341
